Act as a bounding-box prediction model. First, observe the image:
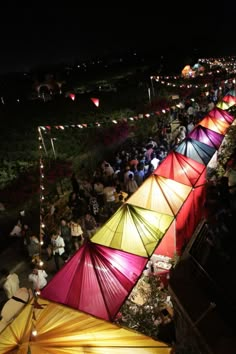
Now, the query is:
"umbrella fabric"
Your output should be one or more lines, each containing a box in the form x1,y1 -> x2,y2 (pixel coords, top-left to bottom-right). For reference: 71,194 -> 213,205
175,138 -> 216,165
91,203 -> 174,257
0,298 -> 172,353
216,101 -> 233,110
227,89 -> 236,97
207,107 -> 234,124
188,125 -> 225,149
222,94 -> 236,105
154,150 -> 206,187
127,175 -> 191,217
41,242 -> 147,321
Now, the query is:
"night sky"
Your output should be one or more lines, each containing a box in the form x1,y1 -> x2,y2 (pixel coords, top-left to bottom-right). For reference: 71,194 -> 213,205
0,4 -> 236,73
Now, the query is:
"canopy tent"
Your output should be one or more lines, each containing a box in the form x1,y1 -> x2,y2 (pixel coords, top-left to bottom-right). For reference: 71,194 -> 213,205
222,94 -> 236,105
175,137 -> 216,165
188,125 -> 225,150
216,100 -> 233,110
207,107 -> 234,124
152,152 -> 206,256
91,203 -> 174,257
227,89 -> 236,97
155,151 -> 206,187
0,297 -> 172,354
127,175 -> 193,256
41,242 -> 147,321
127,175 -> 192,217
199,108 -> 234,135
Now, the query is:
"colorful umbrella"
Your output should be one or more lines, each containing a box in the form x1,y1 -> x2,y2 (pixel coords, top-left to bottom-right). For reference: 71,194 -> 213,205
154,150 -> 206,187
91,203 -> 174,257
127,175 -> 192,216
41,242 -> 147,321
222,94 -> 236,105
0,297 -> 172,353
175,137 -> 216,165
188,125 -> 225,149
216,100 -> 234,110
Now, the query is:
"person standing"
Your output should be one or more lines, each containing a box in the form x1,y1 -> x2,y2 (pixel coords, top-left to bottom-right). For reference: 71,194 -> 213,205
69,218 -> 84,251
81,213 -> 98,240
50,231 -> 68,271
0,268 -> 20,299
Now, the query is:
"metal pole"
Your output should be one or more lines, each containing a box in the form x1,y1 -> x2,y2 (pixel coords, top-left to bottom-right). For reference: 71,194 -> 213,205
150,76 -> 155,98
38,127 -> 48,156
50,138 -> 57,159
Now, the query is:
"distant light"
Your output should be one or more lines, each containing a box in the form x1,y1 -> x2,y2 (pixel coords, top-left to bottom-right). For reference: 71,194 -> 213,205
69,93 -> 75,101
91,97 -> 99,107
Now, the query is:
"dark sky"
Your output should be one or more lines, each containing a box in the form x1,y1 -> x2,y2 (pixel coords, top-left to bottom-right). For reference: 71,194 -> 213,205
0,4 -> 235,73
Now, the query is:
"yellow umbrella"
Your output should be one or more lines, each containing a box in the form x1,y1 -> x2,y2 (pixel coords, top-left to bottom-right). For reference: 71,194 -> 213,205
216,100 -> 234,110
0,297 -> 172,353
91,203 -> 174,257
127,175 -> 192,216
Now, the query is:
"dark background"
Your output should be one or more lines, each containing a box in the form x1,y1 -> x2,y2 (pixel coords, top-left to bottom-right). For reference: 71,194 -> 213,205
0,4 -> 236,74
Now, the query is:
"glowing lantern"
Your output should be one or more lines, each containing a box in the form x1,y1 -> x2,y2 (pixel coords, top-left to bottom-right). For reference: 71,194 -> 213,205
91,97 -> 99,107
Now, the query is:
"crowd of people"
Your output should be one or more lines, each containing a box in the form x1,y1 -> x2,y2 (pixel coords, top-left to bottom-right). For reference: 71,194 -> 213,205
1,79 -> 235,305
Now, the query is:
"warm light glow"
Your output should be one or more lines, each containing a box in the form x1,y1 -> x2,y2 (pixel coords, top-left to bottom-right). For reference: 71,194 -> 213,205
32,329 -> 37,336
69,93 -> 75,101
91,97 -> 99,107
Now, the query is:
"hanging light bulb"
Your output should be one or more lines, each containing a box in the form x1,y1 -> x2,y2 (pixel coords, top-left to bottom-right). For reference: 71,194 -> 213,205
32,327 -> 37,336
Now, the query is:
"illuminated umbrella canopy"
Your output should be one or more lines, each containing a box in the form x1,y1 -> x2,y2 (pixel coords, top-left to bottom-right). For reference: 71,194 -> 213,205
41,242 -> 147,321
0,297 -> 172,353
227,89 -> 236,97
199,107 -> 234,135
127,175 -> 192,216
188,125 -> 225,149
208,107 -> 234,124
91,203 -> 174,257
154,150 -> 206,187
175,137 -> 216,165
216,100 -> 234,110
222,94 -> 236,105
153,153 -> 206,256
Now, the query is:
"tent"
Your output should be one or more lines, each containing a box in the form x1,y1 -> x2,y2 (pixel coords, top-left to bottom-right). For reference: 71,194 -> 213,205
175,137 -> 216,165
127,175 -> 193,256
216,100 -> 233,110
41,241 -> 147,321
222,94 -> 236,105
0,297 -> 172,353
152,152 -> 207,257
188,125 -> 225,150
199,108 -> 234,135
155,151 -> 206,187
91,203 -> 174,257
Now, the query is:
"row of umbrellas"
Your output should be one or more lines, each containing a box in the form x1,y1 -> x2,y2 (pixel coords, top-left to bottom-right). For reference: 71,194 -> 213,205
0,87 -> 235,353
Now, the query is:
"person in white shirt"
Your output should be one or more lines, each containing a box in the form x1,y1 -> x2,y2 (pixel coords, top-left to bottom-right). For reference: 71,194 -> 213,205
28,267 -> 48,291
9,219 -> 22,237
50,232 -> 68,270
0,268 -> 20,299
